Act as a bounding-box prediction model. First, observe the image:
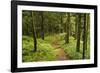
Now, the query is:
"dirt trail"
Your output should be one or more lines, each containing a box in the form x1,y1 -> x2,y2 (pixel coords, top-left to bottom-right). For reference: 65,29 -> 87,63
52,40 -> 69,60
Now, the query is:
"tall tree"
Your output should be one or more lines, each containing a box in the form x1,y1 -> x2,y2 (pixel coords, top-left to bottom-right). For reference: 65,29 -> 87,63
40,12 -> 45,40
75,14 -> 78,39
65,13 -> 70,43
31,11 -> 37,52
85,14 -> 89,50
83,13 -> 86,59
76,14 -> 81,52
60,13 -> 63,33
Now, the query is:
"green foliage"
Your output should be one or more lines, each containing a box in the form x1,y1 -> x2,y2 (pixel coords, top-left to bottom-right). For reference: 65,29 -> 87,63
22,36 -> 57,62
22,33 -> 90,62
59,36 -> 90,59
22,10 -> 90,62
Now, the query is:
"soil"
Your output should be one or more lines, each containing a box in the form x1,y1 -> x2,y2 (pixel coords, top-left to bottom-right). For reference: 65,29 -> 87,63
52,40 -> 69,60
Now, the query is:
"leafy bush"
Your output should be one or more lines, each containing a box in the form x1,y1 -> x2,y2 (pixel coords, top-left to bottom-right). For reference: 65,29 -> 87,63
60,37 -> 90,59
22,36 -> 57,62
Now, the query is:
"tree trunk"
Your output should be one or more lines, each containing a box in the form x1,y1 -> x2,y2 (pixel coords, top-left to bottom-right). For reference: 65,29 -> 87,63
31,11 -> 37,52
85,14 -> 89,50
76,14 -> 81,52
83,13 -> 86,59
60,13 -> 63,33
65,13 -> 70,43
41,12 -> 44,40
75,14 -> 78,39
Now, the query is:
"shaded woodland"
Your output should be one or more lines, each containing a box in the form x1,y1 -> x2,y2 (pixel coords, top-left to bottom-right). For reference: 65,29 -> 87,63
22,10 -> 90,62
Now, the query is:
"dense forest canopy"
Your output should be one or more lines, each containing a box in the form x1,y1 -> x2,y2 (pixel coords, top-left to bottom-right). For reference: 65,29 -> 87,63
22,10 -> 90,62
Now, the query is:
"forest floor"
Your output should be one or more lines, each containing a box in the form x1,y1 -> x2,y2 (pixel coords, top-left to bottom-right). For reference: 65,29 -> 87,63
52,40 -> 69,60
22,33 -> 90,62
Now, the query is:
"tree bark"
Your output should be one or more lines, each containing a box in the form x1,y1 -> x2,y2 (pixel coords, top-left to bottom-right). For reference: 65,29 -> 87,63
60,13 -> 63,33
41,12 -> 44,40
83,13 -> 86,59
85,14 -> 89,50
65,13 -> 70,43
75,14 -> 78,39
76,14 -> 81,52
31,11 -> 37,52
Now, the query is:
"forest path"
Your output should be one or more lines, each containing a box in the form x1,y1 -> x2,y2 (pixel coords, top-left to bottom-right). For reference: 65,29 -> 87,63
52,40 -> 69,60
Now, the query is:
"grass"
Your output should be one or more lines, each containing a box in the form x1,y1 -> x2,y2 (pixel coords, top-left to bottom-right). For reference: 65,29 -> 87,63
22,33 -> 90,62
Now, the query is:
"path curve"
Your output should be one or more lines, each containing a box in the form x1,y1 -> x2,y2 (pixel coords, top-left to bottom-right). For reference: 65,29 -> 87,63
52,40 -> 69,60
